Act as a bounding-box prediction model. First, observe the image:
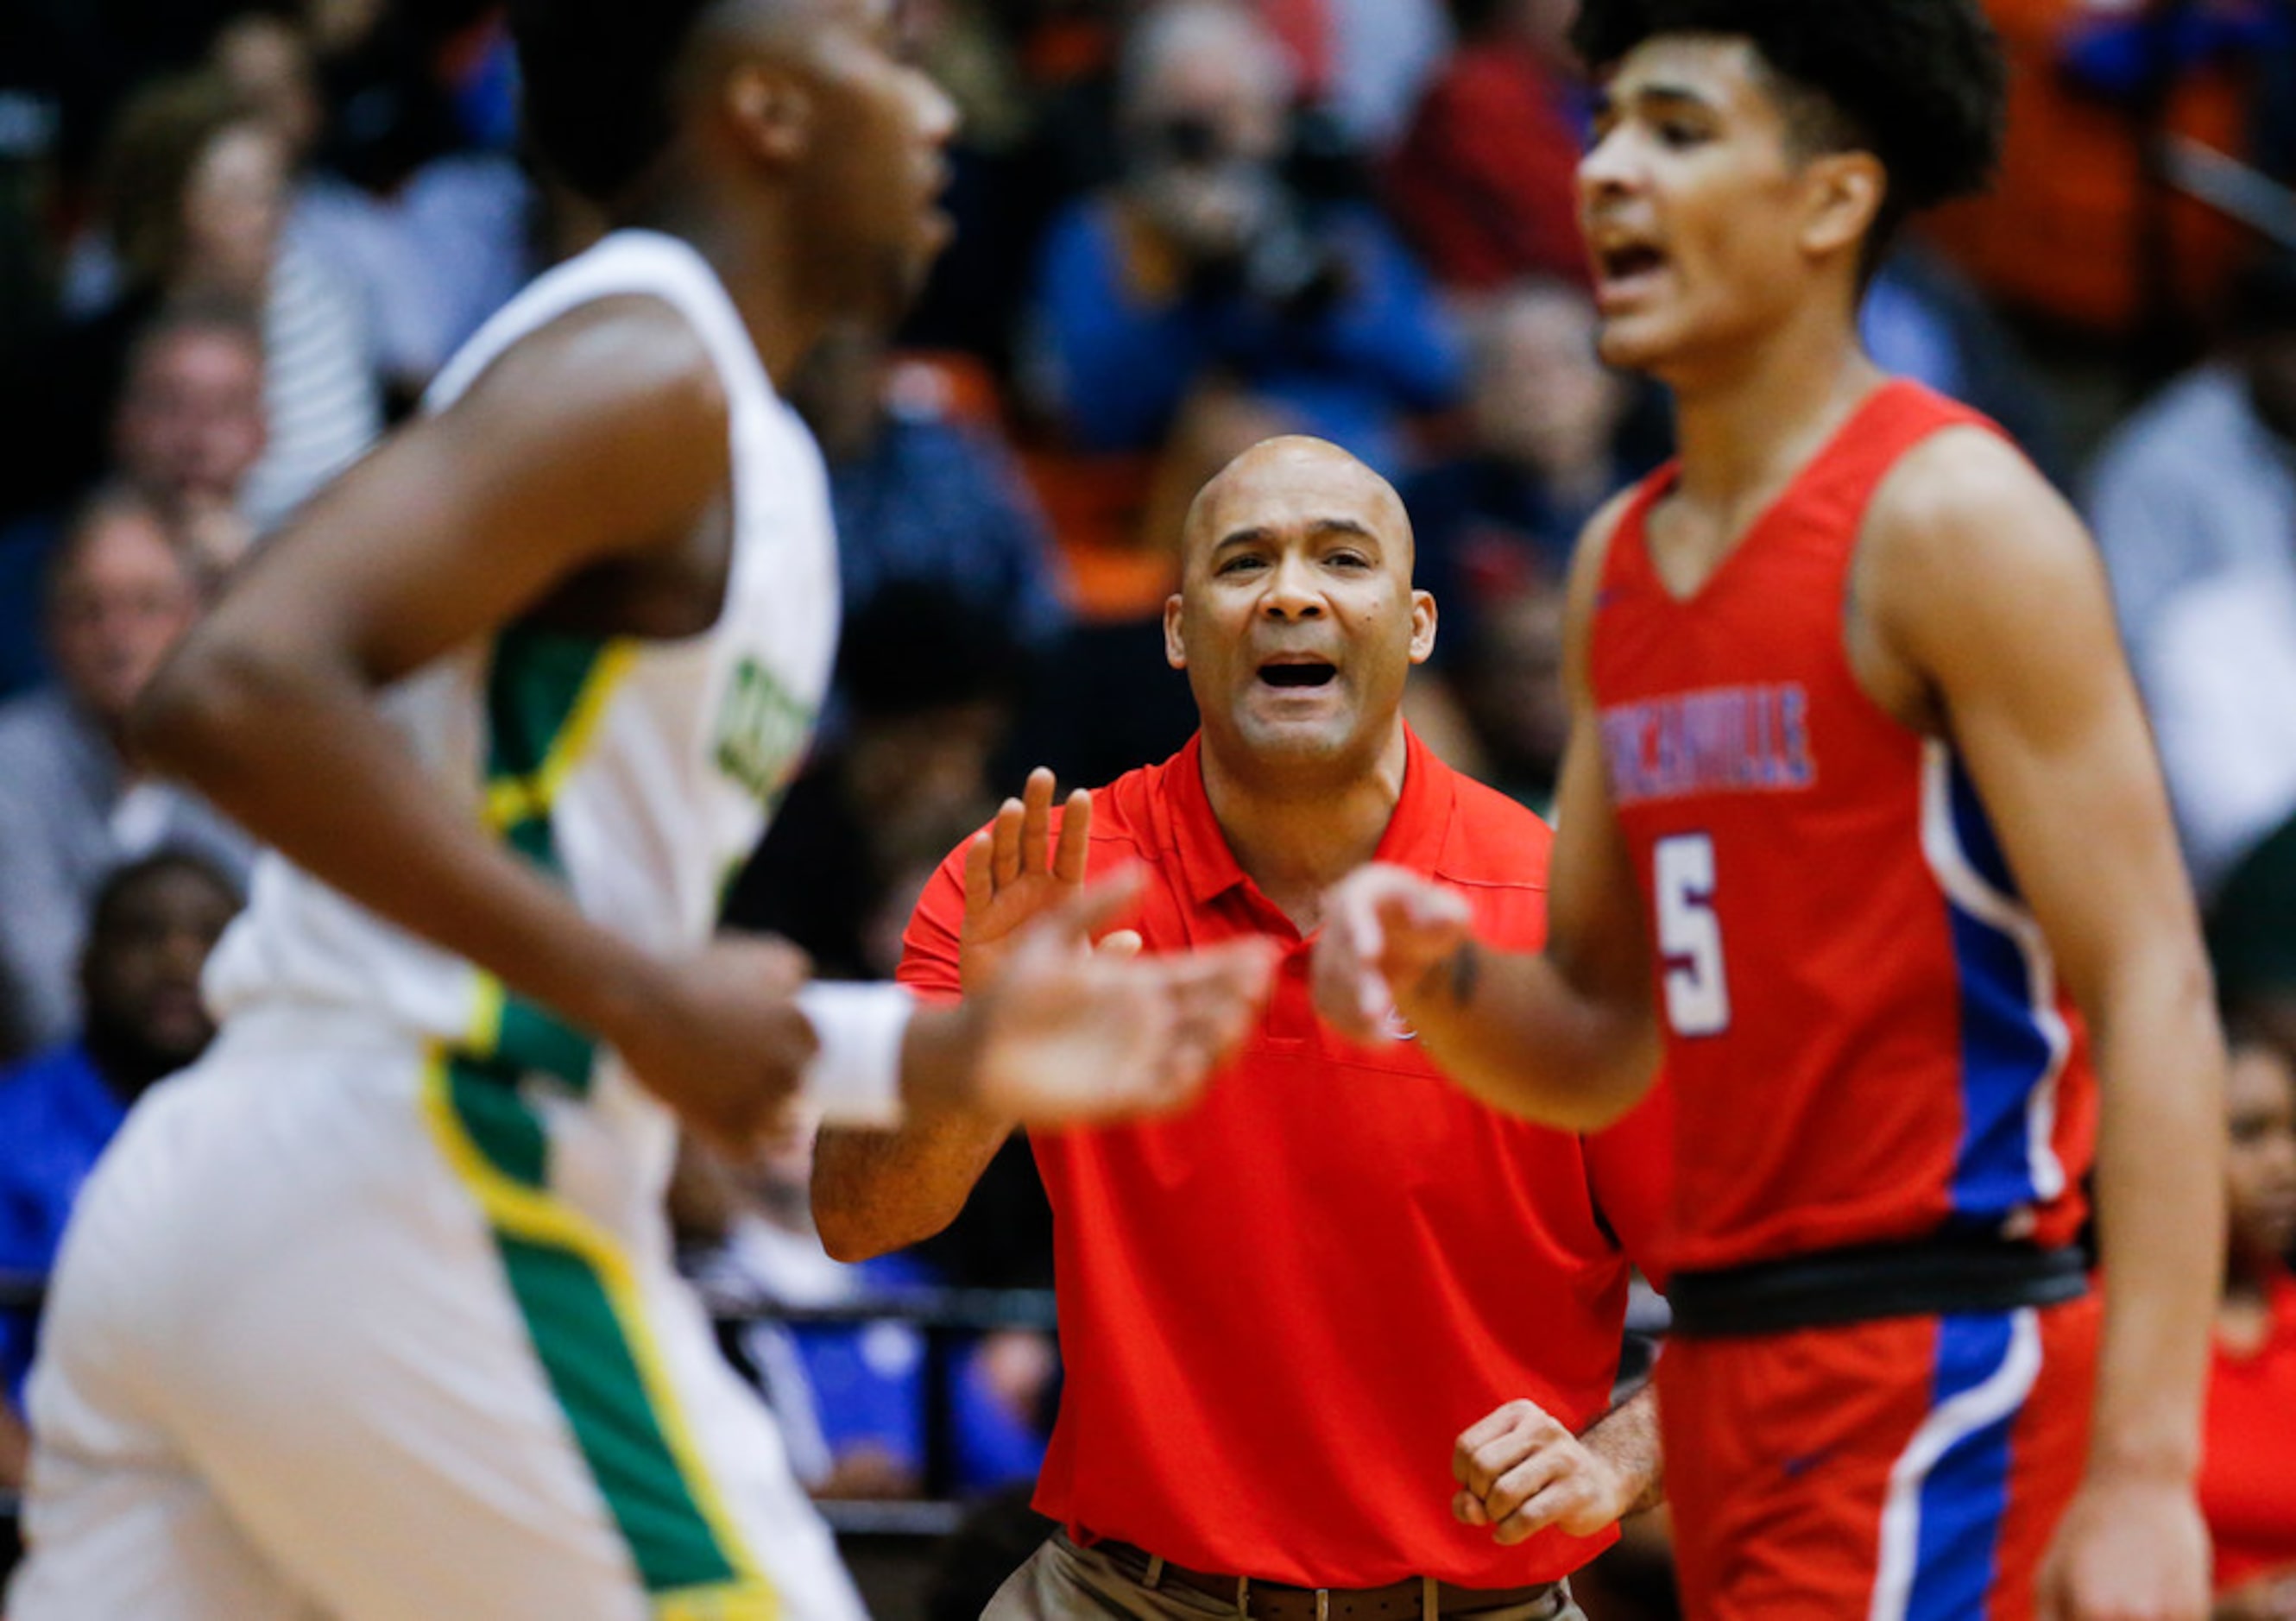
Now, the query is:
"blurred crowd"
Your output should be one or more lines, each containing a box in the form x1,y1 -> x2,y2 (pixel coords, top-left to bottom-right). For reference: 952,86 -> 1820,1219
2,0 -> 2295,1614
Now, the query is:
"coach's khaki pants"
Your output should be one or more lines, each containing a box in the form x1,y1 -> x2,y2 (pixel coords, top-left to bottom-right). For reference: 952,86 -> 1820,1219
986,1531 -> 1585,1621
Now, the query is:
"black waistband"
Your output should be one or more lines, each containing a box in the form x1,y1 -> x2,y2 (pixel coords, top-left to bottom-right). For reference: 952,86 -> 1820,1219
1668,1236 -> 2090,1338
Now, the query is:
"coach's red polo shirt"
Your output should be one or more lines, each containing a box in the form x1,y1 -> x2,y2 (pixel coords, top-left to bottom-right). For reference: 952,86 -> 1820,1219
899,729 -> 1671,1589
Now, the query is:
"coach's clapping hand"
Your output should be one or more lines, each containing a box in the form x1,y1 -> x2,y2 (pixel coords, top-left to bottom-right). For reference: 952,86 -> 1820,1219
1451,1398 -> 1637,1547
965,867 -> 1275,1124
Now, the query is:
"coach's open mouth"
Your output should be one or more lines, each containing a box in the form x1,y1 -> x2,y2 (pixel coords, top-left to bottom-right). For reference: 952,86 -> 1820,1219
1258,659 -> 1338,689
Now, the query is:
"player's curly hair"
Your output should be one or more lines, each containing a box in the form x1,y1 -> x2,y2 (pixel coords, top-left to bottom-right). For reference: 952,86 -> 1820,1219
1570,0 -> 2004,245
508,0 -> 724,205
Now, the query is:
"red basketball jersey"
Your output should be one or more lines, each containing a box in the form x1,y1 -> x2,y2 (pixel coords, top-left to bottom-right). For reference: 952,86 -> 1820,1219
1588,380 -> 2098,1277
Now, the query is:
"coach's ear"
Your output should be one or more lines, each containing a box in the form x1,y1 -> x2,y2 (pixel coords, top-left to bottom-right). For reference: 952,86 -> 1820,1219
1164,593 -> 1188,671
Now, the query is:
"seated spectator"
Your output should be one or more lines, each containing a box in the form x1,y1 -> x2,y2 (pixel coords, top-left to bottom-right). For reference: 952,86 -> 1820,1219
1023,0 -> 1460,475
673,1126 -> 1052,1502
0,298 -> 267,699
60,70 -> 382,535
110,295 -> 269,578
2089,251 -> 2296,901
1403,277 -> 1635,649
1449,574 -> 1569,817
2212,810 -> 2296,1065
1385,0 -> 1591,293
0,493 -> 254,1060
791,328 -> 1070,668
2201,1028 -> 2296,1618
211,9 -> 532,404
0,849 -> 243,1490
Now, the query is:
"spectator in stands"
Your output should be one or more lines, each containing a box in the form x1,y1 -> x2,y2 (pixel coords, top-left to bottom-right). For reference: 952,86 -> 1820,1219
5,72 -> 380,536
81,69 -> 381,533
817,437 -> 1669,1618
211,8 -> 532,405
1405,278 -> 1634,650
0,849 -> 243,1491
1024,0 -> 1460,474
673,1130 -> 934,1503
0,491 -> 252,1060
0,297 -> 267,701
2201,1027 -> 2296,1618
674,1122 -> 1056,1504
1450,575 -> 1570,817
2090,250 -> 2296,904
725,585 -> 1026,983
1385,0 -> 1591,293
792,326 -> 1070,667
110,295 -> 268,577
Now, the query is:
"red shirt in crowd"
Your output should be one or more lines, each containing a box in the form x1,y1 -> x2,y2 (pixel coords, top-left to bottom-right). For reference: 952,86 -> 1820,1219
1384,37 -> 1591,293
899,730 -> 1670,1589
2202,1267 -> 2296,1593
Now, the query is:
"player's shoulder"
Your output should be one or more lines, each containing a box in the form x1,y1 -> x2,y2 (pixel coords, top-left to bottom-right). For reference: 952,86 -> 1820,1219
1864,420 -> 2091,596
1873,420 -> 2058,535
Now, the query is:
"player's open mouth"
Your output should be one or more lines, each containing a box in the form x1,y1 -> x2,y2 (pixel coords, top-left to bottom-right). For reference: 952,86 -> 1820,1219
1597,244 -> 1667,283
1258,660 -> 1338,689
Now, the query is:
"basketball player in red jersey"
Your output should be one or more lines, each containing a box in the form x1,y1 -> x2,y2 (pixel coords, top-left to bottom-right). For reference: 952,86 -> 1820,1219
1312,3 -> 2225,1618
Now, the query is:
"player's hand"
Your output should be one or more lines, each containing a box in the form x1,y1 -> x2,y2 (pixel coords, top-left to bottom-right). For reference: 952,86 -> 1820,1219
1452,1398 -> 1635,1545
960,767 -> 1122,993
610,933 -> 818,1154
968,867 -> 1276,1123
2037,1470 -> 2210,1621
1311,863 -> 1474,1042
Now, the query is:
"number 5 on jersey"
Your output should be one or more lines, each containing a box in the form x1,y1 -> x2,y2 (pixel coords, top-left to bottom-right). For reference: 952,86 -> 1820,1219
1656,832 -> 1731,1037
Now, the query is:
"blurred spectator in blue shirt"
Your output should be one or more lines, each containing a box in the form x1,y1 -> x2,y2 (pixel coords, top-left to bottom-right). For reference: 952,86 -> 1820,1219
792,326 -> 1070,668
0,848 -> 242,1488
1022,0 -> 1460,476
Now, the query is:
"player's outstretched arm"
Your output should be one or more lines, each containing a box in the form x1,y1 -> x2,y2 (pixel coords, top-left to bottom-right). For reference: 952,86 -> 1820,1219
1867,430 -> 2223,1621
1452,1385 -> 1663,1546
1311,498 -> 1661,1131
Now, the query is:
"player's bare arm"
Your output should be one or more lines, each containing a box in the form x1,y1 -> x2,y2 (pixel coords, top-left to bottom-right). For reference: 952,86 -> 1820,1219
1314,493 -> 1661,1130
1860,427 -> 2223,1621
1452,1384 -> 1663,1548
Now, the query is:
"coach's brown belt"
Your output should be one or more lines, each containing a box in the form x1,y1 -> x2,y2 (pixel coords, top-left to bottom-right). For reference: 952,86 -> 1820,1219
1089,1537 -> 1568,1620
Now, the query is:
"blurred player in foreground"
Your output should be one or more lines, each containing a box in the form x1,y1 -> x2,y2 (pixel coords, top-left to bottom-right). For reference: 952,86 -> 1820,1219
7,2 -> 1273,1617
817,436 -> 1673,1619
1315,2 -> 2224,1618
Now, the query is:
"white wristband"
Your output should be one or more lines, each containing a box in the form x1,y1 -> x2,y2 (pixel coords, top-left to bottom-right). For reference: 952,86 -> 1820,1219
794,982 -> 914,1126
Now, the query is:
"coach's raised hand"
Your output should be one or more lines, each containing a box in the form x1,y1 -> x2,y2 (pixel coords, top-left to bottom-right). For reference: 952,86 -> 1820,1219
967,867 -> 1276,1123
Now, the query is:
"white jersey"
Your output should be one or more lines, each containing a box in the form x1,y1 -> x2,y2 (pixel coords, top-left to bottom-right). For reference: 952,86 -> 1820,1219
202,229 -> 838,1187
